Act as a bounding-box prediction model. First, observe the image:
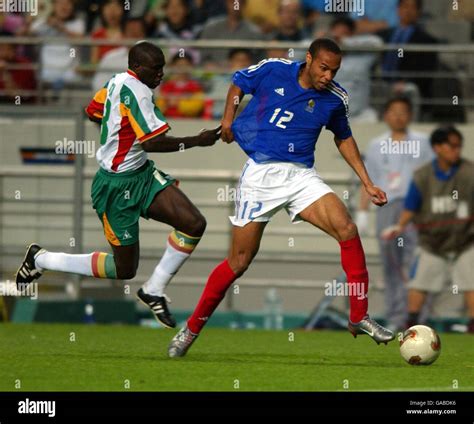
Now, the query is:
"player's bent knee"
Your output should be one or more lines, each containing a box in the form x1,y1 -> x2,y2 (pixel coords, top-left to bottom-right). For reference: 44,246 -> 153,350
229,252 -> 254,276
338,221 -> 358,242
178,212 -> 206,237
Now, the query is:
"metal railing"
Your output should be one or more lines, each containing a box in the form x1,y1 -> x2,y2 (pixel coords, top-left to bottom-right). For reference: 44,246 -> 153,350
0,37 -> 473,112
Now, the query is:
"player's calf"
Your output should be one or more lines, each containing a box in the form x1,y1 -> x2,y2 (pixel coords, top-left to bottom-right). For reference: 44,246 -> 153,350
115,264 -> 137,280
228,251 -> 254,277
17,246 -> 119,281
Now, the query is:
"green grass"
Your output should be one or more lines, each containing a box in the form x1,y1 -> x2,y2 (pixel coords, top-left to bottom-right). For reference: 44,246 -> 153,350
0,323 -> 472,391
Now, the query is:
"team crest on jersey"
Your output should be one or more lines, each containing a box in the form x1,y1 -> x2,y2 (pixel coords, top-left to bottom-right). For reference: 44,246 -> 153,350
305,99 -> 315,113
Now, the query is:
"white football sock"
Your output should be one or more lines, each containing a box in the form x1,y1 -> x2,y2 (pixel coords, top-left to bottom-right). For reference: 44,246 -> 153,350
35,252 -> 94,275
35,251 -> 116,278
143,231 -> 200,296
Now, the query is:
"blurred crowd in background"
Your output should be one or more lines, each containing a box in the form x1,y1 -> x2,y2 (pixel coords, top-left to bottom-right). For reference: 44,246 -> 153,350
0,0 -> 473,121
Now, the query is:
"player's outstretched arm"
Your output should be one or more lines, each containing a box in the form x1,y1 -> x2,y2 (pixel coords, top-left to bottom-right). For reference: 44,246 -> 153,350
141,126 -> 221,153
334,135 -> 387,207
221,84 -> 244,143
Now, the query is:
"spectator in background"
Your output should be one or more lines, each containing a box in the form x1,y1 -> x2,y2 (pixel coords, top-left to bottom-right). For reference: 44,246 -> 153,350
29,0 -> 85,87
92,18 -> 147,92
228,48 -> 253,71
91,0 -> 125,64
356,96 -> 433,331
75,0 -> 101,33
351,0 -> 399,34
77,0 -> 148,33
450,0 -> 474,37
301,0 -> 346,36
0,12 -> 30,35
0,31 -> 36,103
1,12 -> 36,59
157,52 -> 204,118
265,46 -> 291,59
382,127 -> 474,333
155,0 -> 201,39
378,0 -> 438,101
191,0 -> 227,25
243,0 -> 280,34
270,0 -> 308,42
208,48 -> 253,119
327,17 -> 381,122
199,0 -> 261,66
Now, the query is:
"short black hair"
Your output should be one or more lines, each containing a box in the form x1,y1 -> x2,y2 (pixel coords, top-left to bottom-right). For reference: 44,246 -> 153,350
308,38 -> 342,58
398,0 -> 423,11
383,95 -> 413,113
128,42 -> 164,68
228,48 -> 253,61
329,17 -> 356,33
430,126 -> 463,147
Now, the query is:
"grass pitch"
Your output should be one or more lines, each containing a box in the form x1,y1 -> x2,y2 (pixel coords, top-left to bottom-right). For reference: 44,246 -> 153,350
0,323 -> 472,391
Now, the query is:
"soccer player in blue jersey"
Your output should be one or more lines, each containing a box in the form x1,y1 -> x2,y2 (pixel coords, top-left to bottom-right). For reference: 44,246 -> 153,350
169,38 -> 395,357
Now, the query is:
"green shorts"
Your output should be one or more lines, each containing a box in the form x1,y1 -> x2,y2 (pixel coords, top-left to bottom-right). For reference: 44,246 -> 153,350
91,160 -> 175,246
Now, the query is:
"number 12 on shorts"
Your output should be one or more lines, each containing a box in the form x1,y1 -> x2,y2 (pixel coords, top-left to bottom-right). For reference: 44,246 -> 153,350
239,201 -> 263,220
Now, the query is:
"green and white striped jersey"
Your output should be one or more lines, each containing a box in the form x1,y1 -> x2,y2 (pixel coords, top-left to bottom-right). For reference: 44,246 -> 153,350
86,69 -> 169,173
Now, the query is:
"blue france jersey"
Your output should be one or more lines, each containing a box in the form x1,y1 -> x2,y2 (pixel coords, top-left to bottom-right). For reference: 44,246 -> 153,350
232,59 -> 352,168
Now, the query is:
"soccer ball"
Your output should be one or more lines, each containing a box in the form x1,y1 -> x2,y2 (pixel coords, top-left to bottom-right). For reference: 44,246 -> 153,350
399,325 -> 441,365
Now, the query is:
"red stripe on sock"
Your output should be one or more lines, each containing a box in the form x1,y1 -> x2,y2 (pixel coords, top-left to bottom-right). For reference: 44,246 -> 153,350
339,235 -> 369,323
91,252 -> 100,278
187,259 -> 237,334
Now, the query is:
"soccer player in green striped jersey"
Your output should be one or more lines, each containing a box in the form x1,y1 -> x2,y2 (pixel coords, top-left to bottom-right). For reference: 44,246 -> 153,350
16,42 -> 221,328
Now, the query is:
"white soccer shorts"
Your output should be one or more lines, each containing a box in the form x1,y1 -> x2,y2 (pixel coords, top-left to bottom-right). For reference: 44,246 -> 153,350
229,158 -> 334,227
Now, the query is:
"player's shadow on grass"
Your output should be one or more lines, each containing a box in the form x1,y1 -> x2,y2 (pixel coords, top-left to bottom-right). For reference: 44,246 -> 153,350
177,353 -> 405,368
32,351 -> 160,363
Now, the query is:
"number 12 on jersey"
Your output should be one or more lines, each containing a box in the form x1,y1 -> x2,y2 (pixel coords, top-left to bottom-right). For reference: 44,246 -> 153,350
269,108 -> 294,129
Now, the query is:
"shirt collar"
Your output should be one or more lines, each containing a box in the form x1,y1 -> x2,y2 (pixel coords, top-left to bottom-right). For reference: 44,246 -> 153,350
432,159 -> 460,181
127,69 -> 139,79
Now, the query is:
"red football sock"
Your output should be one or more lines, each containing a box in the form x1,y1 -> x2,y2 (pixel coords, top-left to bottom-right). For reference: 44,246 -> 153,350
187,259 -> 237,334
339,235 -> 369,323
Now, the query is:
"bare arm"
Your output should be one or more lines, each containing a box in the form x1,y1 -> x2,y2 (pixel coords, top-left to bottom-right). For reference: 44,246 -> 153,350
358,185 -> 371,210
85,110 -> 220,152
335,136 -> 387,206
398,209 -> 415,230
141,127 -> 221,153
220,84 -> 244,143
380,209 -> 416,240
